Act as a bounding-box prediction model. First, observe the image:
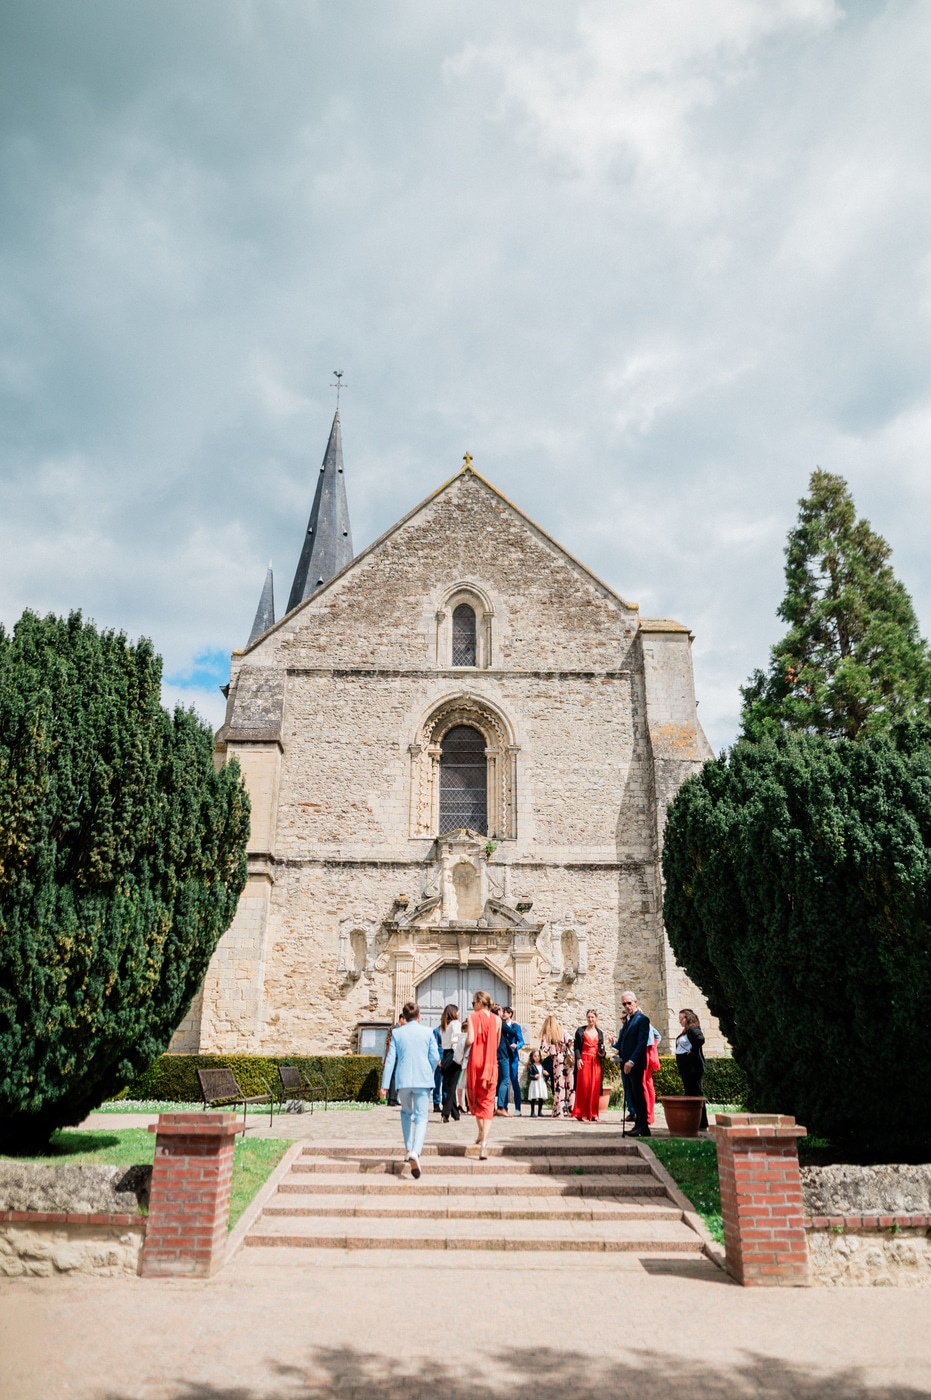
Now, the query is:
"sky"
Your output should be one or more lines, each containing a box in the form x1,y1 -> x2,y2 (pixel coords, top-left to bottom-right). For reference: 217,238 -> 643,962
2,0 -> 930,751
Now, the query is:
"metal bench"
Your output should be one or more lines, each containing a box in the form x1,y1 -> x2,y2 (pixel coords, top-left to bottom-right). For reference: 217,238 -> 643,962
195,1067 -> 274,1132
277,1064 -> 329,1115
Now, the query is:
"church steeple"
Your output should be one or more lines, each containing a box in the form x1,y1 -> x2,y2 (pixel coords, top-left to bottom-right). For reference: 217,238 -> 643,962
286,409 -> 353,613
247,562 -> 275,645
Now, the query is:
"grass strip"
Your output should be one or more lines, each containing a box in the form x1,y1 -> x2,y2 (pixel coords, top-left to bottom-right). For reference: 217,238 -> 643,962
3,1127 -> 157,1166
227,1138 -> 290,1230
649,1137 -> 724,1244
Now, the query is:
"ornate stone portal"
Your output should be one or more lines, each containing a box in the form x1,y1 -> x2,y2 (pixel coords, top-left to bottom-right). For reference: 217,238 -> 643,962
377,830 -> 544,1025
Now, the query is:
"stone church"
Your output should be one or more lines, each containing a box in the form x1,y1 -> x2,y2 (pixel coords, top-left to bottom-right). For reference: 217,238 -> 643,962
172,410 -> 723,1057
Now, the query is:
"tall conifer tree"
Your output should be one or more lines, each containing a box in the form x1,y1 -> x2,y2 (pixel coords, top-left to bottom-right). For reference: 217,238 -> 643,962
741,470 -> 931,740
0,611 -> 249,1151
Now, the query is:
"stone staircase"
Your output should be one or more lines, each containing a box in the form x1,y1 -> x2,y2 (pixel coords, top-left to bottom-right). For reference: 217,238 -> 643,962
245,1135 -> 703,1254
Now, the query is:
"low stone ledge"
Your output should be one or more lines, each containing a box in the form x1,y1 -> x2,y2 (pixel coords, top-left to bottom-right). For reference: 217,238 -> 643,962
806,1223 -> 931,1288
800,1162 -> 931,1285
0,1214 -> 146,1278
806,1213 -> 931,1231
801,1163 -> 931,1218
0,1161 -> 151,1214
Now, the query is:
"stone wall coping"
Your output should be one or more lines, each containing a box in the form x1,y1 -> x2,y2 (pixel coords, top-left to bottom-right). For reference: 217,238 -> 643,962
712,1113 -> 806,1141
805,1213 -> 931,1231
0,1209 -> 143,1226
148,1113 -> 240,1140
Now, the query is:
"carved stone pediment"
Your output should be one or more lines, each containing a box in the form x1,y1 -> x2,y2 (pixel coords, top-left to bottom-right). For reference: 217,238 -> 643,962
395,894 -> 441,929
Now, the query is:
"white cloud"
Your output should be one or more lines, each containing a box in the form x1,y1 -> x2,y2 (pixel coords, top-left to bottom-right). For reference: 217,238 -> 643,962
1,0 -> 930,759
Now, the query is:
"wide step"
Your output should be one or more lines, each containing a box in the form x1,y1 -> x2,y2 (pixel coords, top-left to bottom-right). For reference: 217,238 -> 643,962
263,1192 -> 681,1221
246,1215 -> 702,1252
292,1156 -> 653,1177
277,1172 -> 667,1198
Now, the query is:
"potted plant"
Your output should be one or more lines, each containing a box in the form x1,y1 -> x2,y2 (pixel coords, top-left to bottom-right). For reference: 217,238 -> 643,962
660,1095 -> 705,1137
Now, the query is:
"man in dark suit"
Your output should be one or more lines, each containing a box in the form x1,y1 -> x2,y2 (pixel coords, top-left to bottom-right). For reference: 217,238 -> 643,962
615,990 -> 651,1137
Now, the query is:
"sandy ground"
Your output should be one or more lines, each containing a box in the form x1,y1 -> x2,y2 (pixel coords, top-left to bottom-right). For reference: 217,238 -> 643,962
3,1247 -> 931,1400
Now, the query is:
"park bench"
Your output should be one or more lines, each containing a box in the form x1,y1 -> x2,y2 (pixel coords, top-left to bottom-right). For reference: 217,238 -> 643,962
277,1064 -> 330,1115
195,1067 -> 274,1132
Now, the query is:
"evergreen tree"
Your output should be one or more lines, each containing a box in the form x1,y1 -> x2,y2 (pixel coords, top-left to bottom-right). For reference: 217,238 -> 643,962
0,611 -> 249,1151
741,470 -> 931,741
662,723 -> 931,1154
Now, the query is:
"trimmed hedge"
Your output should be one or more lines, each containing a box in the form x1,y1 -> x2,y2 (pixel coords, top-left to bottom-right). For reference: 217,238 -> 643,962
125,1054 -> 382,1104
654,1055 -> 748,1106
607,1056 -> 748,1108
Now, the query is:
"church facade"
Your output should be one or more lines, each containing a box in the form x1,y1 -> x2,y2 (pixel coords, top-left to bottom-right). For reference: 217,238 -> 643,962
172,413 -> 723,1056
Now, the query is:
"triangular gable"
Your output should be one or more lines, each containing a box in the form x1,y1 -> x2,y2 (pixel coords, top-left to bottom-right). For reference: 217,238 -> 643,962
240,464 -> 638,656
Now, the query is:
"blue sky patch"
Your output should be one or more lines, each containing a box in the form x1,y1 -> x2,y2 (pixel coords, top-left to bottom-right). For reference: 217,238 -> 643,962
165,648 -> 229,692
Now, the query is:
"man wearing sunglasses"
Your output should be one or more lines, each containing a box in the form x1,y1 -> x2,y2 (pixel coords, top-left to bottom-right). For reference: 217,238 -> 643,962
615,991 -> 651,1137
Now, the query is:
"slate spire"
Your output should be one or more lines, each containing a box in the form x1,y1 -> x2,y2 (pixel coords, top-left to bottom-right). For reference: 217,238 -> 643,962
286,410 -> 353,613
247,562 -> 275,645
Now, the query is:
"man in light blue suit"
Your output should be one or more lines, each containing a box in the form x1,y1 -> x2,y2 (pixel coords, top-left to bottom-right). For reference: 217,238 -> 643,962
379,1000 -> 440,1178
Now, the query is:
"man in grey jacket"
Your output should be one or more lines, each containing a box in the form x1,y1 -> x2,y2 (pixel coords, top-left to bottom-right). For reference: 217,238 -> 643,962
380,1000 -> 441,1178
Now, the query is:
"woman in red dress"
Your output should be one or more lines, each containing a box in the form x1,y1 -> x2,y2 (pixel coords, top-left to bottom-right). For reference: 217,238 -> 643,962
643,1026 -> 661,1126
466,989 -> 501,1159
571,1009 -> 605,1122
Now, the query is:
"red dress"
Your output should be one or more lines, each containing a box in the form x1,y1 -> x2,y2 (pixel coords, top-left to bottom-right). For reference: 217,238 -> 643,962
571,1027 -> 603,1121
643,1036 -> 661,1125
466,1009 -> 499,1120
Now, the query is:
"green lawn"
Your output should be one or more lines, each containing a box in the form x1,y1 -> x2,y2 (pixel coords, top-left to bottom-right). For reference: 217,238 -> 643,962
227,1138 -> 290,1229
1,1129 -> 289,1230
649,1137 -> 724,1243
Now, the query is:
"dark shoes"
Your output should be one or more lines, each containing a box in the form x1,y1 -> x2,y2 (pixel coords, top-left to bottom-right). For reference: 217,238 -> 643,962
629,1128 -> 651,1138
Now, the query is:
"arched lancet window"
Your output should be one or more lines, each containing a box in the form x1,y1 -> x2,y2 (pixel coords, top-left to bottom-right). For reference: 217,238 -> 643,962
451,604 -> 477,666
439,725 -> 487,835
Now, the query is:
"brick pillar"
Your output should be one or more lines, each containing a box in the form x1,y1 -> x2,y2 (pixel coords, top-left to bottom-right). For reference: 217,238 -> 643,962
711,1113 -> 809,1287
141,1113 -> 239,1278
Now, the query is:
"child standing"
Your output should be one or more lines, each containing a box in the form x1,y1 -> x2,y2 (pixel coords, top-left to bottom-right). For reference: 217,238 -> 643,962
526,1049 -> 547,1117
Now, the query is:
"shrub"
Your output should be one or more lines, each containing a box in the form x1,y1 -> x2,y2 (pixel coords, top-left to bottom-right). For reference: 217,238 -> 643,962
611,1057 -> 748,1108
125,1054 -> 382,1103
0,612 -> 250,1151
662,722 -> 931,1153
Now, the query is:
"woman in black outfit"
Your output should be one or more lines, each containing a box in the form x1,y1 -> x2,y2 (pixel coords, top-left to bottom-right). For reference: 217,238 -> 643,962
439,1002 -> 462,1122
675,1008 -> 708,1129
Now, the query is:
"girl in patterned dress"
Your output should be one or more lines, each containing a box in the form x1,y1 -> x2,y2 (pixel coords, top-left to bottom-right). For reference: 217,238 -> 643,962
539,1015 -> 573,1118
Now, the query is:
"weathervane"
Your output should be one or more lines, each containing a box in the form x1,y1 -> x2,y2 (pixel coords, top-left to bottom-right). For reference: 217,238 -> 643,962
331,370 -> 346,409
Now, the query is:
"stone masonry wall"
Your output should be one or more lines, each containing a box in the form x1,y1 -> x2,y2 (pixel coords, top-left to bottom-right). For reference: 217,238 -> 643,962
194,469 -> 718,1056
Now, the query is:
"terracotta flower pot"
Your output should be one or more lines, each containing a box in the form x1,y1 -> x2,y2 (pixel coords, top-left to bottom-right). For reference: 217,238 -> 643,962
660,1095 -> 705,1137
598,1089 -> 612,1116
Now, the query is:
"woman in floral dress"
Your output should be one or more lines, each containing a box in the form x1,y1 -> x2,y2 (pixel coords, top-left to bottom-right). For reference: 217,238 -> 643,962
540,1015 -> 573,1118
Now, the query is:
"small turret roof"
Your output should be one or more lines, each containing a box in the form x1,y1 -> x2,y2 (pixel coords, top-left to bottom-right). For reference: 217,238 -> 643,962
286,410 -> 353,612
247,563 -> 275,646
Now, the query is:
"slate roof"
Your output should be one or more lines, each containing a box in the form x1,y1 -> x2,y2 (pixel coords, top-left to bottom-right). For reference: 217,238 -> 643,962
246,563 -> 275,646
286,410 -> 354,612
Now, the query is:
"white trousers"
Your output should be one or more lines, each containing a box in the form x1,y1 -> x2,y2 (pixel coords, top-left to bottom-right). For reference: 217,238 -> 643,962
398,1087 -> 430,1158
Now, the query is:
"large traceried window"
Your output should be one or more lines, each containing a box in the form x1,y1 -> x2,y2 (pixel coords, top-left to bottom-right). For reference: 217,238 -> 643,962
439,725 -> 488,834
451,604 -> 477,666
410,696 -> 518,839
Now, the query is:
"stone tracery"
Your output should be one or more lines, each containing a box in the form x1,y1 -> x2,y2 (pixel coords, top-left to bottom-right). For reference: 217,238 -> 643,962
409,693 -> 518,839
